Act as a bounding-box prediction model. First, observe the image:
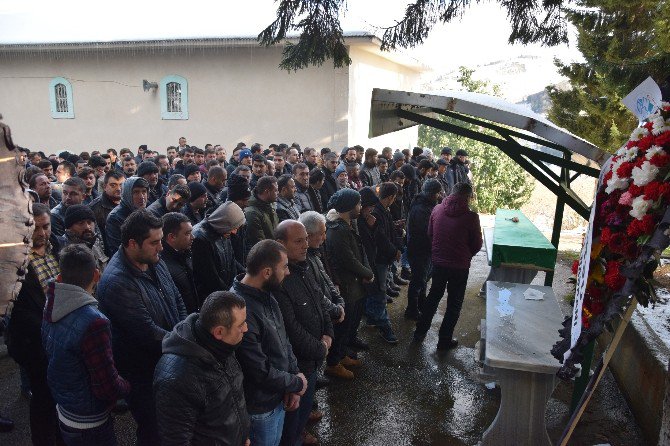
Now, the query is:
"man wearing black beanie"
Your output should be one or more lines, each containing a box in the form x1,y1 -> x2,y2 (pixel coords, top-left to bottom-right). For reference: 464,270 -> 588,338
59,204 -> 109,274
224,174 -> 252,266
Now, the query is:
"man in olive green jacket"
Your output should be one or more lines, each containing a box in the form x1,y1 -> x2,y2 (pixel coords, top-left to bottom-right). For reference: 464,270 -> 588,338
244,176 -> 279,258
324,188 -> 374,379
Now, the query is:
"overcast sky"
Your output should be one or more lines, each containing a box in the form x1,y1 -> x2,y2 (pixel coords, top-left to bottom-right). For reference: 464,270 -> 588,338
0,0 -> 583,72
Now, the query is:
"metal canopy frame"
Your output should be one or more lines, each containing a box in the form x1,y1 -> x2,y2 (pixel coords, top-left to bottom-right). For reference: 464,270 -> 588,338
369,89 -> 608,286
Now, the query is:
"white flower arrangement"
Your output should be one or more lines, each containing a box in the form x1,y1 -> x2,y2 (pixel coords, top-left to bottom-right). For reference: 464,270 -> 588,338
631,160 -> 660,187
629,195 -> 653,220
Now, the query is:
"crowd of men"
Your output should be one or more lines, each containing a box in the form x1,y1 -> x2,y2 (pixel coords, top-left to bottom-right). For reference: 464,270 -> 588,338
2,138 -> 482,446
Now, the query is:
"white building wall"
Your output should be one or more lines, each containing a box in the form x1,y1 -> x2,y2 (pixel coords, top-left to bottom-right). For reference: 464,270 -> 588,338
347,46 -> 420,151
0,45 -> 350,154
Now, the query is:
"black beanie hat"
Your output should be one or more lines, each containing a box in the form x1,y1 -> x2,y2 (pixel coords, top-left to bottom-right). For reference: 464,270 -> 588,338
422,178 -> 443,196
227,174 -> 251,202
136,161 -> 159,177
359,187 -> 379,207
64,204 -> 96,229
328,188 -> 361,213
187,182 -> 207,202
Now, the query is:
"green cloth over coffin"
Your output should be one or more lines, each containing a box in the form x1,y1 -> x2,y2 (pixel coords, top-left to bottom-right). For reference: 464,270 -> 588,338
491,209 -> 557,271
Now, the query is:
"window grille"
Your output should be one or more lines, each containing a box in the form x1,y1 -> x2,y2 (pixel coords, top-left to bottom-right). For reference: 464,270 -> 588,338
54,83 -> 68,113
166,82 -> 182,113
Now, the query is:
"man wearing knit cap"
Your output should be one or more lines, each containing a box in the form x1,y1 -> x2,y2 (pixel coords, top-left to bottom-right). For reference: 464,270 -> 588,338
436,158 -> 454,195
390,150 -> 405,173
183,181 -> 208,225
59,204 -> 109,274
192,201 -> 246,299
137,161 -> 165,205
224,174 -> 252,267
324,189 -> 374,379
238,149 -> 253,167
333,164 -> 349,192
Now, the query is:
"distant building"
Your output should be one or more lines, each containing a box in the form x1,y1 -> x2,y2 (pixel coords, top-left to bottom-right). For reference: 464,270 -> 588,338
0,34 -> 424,153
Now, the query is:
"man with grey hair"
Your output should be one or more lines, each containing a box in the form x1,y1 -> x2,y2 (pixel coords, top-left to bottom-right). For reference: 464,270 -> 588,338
300,211 -> 346,322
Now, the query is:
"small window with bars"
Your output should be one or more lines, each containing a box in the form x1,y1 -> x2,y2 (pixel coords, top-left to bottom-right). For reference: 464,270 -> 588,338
54,83 -> 69,113
160,75 -> 189,120
166,82 -> 182,113
49,77 -> 74,118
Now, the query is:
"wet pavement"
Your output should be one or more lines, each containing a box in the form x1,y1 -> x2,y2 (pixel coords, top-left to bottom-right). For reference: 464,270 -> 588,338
0,249 -> 646,445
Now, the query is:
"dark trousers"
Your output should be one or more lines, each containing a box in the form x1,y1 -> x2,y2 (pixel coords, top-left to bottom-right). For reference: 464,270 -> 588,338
280,371 -> 317,446
126,379 -> 159,446
406,255 -> 431,314
26,364 -> 64,446
59,417 -> 116,446
415,265 -> 469,342
327,298 -> 364,366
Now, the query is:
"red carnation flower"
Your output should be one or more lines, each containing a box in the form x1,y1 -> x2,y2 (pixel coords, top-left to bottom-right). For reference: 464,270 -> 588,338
655,131 -> 670,147
603,170 -> 613,185
616,162 -> 634,178
604,261 -> 626,290
638,135 -> 654,151
628,184 -> 644,197
600,226 -> 613,245
650,153 -> 670,167
627,140 -> 638,149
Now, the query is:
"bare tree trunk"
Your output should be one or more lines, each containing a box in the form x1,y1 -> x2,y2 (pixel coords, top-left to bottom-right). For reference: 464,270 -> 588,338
660,360 -> 670,446
0,114 -> 33,318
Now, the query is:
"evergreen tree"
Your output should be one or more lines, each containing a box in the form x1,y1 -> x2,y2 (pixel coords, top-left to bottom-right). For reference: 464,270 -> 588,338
547,0 -> 670,152
259,0 -> 568,71
419,67 -> 534,214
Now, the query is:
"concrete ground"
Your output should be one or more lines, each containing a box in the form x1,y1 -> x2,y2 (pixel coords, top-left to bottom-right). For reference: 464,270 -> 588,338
0,249 -> 645,445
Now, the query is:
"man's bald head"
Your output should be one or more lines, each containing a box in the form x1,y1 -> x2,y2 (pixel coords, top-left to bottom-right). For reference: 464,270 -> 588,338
274,220 -> 308,262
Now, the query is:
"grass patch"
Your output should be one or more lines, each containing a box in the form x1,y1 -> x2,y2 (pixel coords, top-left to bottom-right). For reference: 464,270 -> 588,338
558,250 -> 580,262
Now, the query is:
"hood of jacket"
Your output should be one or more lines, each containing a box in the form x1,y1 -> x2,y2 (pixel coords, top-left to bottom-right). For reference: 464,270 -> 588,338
441,194 -> 470,217
47,282 -> 98,322
162,314 -> 221,364
120,176 -> 144,209
325,208 -> 341,223
411,192 -> 437,209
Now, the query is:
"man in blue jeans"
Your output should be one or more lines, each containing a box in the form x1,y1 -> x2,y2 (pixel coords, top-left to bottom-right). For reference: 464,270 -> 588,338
413,183 -> 482,350
366,182 -> 402,344
231,240 -> 307,446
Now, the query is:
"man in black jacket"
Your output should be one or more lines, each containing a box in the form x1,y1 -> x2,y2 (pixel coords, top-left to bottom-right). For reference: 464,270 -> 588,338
192,201 -> 246,299
366,183 -> 401,344
231,240 -> 307,446
90,171 -> 125,249
274,221 -> 333,446
161,212 -> 199,313
6,203 -> 63,445
405,179 -> 442,320
154,292 -> 251,446
147,183 -> 190,219
98,210 -> 187,446
319,152 -> 338,210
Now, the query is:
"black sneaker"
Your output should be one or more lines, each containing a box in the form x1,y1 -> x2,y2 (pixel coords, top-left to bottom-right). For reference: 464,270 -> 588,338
379,327 -> 398,344
436,338 -> 459,350
349,337 -> 370,351
404,309 -> 422,320
394,275 -> 409,286
400,267 -> 412,280
387,288 -> 399,298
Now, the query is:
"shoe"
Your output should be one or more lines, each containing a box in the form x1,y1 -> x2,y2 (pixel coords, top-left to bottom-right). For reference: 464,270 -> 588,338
341,355 -> 362,368
349,337 -> 370,351
324,363 -> 354,380
401,267 -> 412,280
112,399 -> 129,414
436,338 -> 459,350
315,375 -> 330,390
0,415 -> 14,433
389,283 -> 401,292
404,309 -> 422,320
302,431 -> 319,445
394,275 -> 409,286
379,327 -> 398,344
308,410 -> 324,423
366,318 -> 381,327
387,288 -> 399,298
386,296 -> 394,304
412,330 -> 426,343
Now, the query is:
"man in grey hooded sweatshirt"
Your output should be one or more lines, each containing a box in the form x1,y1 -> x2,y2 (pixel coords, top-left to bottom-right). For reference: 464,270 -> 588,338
192,201 -> 246,301
105,176 -> 149,257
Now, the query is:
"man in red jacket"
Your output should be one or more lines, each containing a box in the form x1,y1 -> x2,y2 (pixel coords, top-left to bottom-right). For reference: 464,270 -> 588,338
413,182 -> 482,350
